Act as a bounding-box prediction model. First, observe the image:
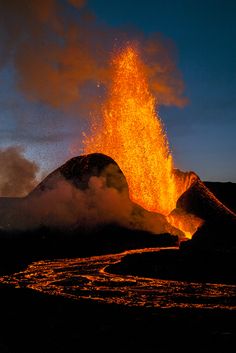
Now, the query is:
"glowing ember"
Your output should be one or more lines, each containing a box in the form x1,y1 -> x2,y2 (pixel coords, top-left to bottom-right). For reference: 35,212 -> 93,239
83,44 -> 200,237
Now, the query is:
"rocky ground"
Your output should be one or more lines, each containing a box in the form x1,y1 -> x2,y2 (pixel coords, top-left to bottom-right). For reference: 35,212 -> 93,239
0,284 -> 235,353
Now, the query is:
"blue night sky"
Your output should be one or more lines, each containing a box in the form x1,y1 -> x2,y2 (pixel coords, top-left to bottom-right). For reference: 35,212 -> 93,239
0,0 -> 235,182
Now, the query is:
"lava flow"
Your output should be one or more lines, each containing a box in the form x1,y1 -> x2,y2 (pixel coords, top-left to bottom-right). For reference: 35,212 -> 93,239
83,45 -> 201,237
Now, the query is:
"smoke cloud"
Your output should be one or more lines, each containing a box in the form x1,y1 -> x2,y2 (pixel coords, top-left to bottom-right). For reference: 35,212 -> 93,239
0,164 -> 182,237
0,0 -> 187,112
142,35 -> 188,107
0,146 -> 39,197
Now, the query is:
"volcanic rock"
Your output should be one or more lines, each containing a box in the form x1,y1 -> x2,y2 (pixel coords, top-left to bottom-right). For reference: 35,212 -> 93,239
31,153 -> 126,195
177,178 -> 236,251
204,181 -> 236,213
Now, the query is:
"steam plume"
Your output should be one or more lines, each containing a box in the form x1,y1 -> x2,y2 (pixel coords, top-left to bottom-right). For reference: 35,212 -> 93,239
0,163 -> 182,237
0,146 -> 38,197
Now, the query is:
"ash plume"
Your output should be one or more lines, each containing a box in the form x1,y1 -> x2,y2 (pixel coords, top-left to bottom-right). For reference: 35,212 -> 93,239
0,0 -> 187,113
0,146 -> 38,197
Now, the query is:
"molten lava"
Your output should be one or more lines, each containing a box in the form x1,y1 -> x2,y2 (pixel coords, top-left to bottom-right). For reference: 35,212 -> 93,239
83,45 -> 201,238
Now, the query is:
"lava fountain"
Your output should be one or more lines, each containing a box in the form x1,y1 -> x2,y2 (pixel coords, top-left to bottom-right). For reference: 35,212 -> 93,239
83,44 -> 201,237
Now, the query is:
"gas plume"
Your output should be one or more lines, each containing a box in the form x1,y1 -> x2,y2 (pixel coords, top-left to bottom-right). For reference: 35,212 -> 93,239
0,0 -> 186,112
0,146 -> 38,197
0,164 -> 182,238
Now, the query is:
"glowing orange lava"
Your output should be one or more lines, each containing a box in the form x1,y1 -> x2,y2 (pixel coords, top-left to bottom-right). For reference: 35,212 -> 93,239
83,45 -> 201,237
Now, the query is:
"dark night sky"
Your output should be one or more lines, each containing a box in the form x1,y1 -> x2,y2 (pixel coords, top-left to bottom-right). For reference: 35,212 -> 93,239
0,0 -> 235,182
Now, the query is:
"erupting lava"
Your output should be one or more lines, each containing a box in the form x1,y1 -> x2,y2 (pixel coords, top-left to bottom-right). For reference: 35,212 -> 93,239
83,45 -> 200,237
